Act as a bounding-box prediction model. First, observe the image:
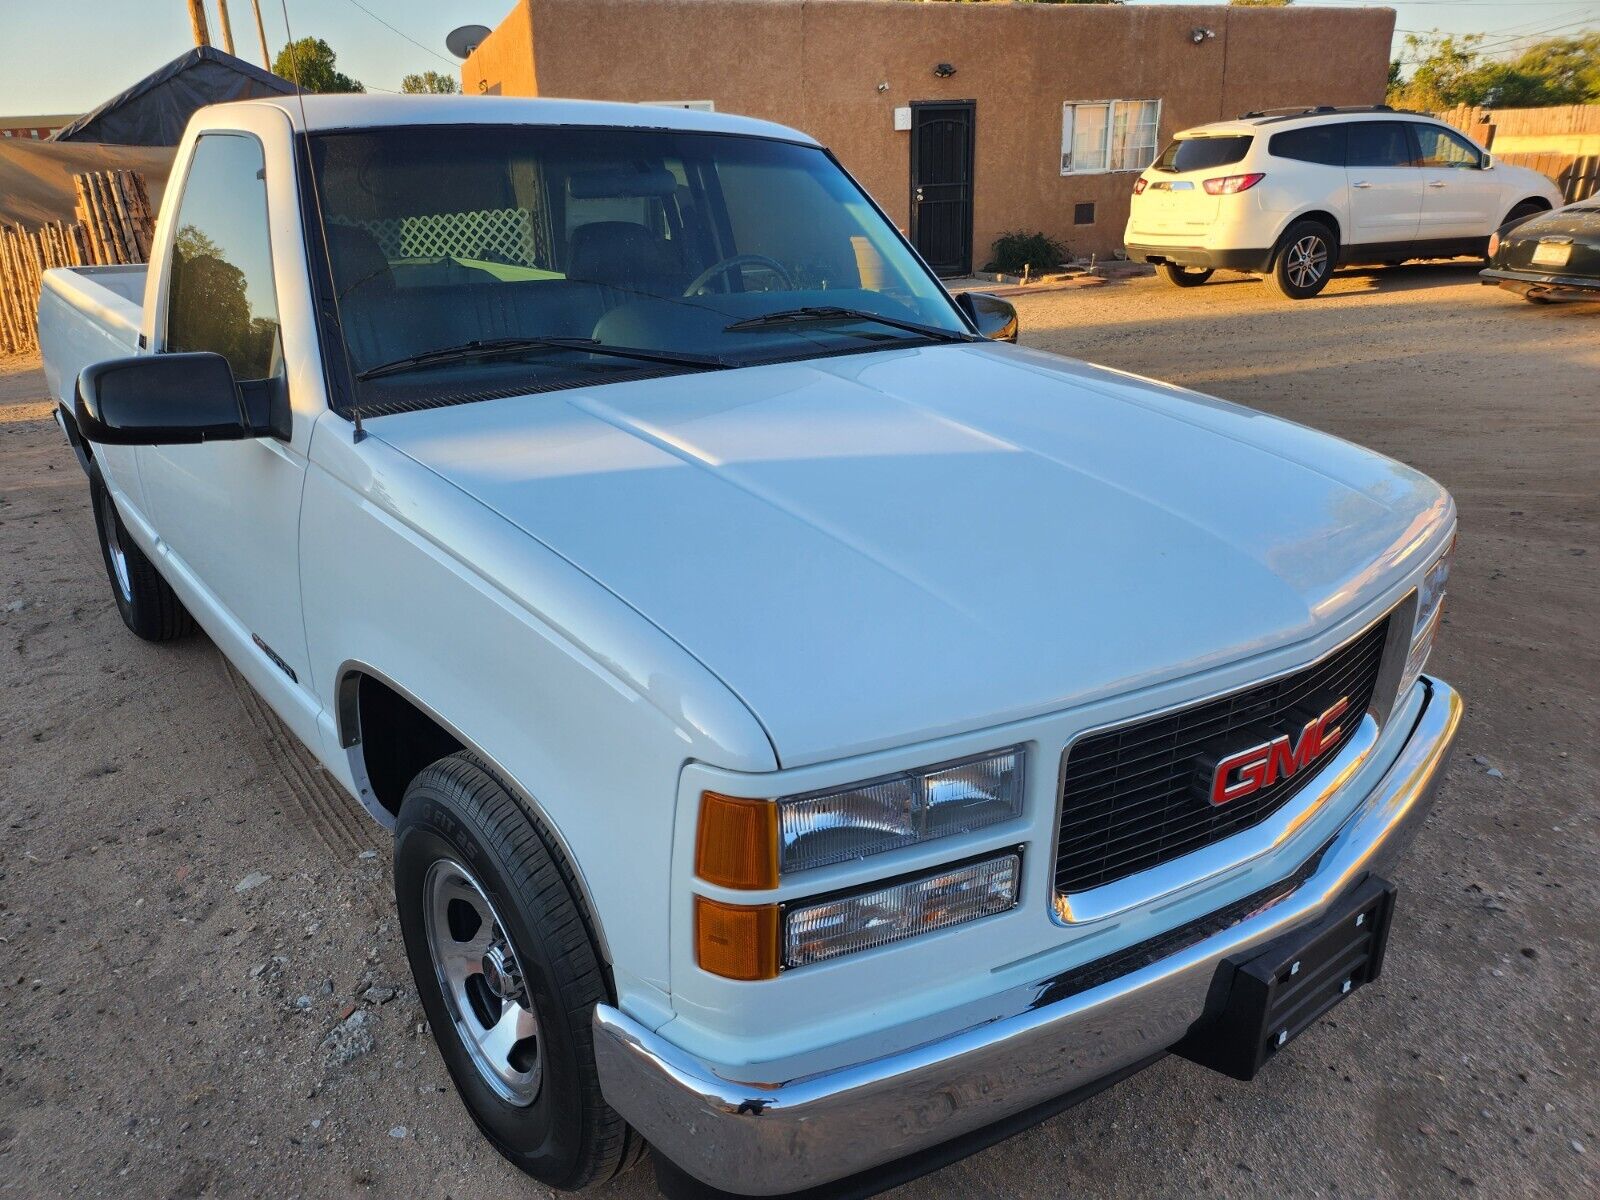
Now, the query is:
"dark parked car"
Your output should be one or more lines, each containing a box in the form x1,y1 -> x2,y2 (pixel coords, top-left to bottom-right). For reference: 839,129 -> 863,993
1481,200 -> 1600,303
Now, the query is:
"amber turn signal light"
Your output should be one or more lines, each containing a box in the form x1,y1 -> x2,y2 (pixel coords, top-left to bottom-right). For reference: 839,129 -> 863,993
695,792 -> 779,889
694,896 -> 780,981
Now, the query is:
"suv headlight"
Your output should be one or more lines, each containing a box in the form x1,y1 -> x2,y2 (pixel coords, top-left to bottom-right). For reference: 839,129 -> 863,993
1399,534 -> 1455,698
694,747 -> 1026,888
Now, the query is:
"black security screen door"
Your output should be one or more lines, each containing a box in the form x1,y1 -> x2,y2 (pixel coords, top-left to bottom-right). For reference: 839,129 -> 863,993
910,101 -> 975,277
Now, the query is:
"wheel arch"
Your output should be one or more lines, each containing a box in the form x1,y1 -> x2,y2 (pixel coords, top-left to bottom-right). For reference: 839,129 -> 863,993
334,661 -> 615,966
1502,195 -> 1553,226
56,401 -> 94,474
1270,209 -> 1342,265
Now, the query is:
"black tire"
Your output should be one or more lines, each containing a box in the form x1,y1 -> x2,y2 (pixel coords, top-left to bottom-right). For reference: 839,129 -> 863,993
1157,263 -> 1214,288
395,752 -> 641,1191
1265,220 -> 1337,300
87,457 -> 194,641
1501,200 -> 1547,232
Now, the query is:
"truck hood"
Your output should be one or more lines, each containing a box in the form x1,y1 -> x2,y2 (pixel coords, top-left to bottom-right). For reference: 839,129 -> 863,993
372,343 -> 1452,766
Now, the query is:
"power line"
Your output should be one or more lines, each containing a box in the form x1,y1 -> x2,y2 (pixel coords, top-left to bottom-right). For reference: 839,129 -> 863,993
333,0 -> 457,68
1395,10 -> 1598,60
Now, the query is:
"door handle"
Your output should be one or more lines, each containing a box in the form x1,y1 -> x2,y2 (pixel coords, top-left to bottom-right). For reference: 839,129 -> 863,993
1352,181 -> 1372,189
1428,180 -> 1447,188
915,187 -> 925,203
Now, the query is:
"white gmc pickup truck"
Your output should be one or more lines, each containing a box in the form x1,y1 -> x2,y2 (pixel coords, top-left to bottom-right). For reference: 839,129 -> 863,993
39,96 -> 1462,1198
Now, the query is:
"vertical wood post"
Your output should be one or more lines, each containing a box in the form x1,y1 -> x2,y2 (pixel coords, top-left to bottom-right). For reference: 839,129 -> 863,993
216,0 -> 237,56
250,0 -> 271,68
187,0 -> 211,48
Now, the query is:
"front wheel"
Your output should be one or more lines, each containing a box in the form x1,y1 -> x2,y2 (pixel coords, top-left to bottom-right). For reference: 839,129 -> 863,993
395,752 -> 641,1191
1265,221 -> 1336,300
87,458 -> 194,641
1157,263 -> 1214,289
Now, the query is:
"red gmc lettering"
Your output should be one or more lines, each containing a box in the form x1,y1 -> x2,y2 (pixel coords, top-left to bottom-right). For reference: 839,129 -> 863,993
1210,696 -> 1351,807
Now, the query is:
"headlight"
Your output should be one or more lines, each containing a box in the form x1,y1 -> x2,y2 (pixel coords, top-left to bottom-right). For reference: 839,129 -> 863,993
777,747 -> 1026,873
784,852 -> 1021,968
1399,534 -> 1455,698
1488,230 -> 1501,258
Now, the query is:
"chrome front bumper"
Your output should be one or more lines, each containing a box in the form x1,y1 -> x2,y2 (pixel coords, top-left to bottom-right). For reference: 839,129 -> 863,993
593,677 -> 1463,1197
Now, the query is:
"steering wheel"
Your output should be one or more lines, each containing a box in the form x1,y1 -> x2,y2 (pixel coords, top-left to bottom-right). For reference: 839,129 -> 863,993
683,254 -> 793,297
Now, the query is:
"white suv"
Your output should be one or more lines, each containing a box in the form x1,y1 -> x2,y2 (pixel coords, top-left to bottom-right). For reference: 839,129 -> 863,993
1124,105 -> 1563,299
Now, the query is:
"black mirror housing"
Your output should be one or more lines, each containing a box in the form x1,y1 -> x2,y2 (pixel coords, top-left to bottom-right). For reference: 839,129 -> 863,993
956,291 -> 1019,343
74,353 -> 252,446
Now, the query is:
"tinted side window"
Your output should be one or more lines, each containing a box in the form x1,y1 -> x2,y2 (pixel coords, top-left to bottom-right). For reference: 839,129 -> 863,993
1411,124 -> 1483,169
1269,125 -> 1347,167
165,134 -> 280,381
1345,122 -> 1415,169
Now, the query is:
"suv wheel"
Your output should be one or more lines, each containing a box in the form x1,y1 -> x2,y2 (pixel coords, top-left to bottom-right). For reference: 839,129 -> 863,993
394,752 -> 642,1190
87,458 -> 195,641
1157,263 -> 1214,288
1266,221 -> 1336,300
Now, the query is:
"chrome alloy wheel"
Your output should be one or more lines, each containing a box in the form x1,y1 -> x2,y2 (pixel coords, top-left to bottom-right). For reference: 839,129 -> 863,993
97,486 -> 132,602
423,860 -> 542,1105
1284,234 -> 1330,290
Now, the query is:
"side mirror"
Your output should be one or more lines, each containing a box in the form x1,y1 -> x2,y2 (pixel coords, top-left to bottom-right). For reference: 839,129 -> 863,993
75,352 -> 252,446
956,291 -> 1019,343
1481,153 -> 1494,170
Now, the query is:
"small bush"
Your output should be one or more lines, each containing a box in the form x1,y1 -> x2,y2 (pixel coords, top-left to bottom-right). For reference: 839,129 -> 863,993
986,230 -> 1068,275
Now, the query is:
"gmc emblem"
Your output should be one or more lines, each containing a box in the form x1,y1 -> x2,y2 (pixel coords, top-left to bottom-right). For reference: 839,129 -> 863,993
1209,696 -> 1351,807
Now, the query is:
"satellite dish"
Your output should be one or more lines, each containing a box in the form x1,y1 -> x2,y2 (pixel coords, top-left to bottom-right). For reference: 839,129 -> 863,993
446,25 -> 492,60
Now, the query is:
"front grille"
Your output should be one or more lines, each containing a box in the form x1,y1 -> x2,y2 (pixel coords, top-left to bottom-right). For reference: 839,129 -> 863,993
1055,617 -> 1390,894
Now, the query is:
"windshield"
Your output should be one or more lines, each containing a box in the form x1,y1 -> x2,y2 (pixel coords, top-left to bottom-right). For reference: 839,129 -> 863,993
307,124 -> 970,411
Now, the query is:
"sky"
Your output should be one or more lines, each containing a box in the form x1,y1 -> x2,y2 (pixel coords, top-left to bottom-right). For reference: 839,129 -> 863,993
1,0 -> 1596,117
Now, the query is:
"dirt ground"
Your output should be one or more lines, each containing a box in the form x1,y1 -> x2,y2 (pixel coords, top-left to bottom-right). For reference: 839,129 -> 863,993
1,263 -> 1595,1200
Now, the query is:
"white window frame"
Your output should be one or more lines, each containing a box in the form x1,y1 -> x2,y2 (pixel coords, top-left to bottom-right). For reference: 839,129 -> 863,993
1061,99 -> 1162,176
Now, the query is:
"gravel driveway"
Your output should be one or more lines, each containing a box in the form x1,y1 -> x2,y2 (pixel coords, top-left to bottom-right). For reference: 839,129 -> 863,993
1,262 -> 1594,1199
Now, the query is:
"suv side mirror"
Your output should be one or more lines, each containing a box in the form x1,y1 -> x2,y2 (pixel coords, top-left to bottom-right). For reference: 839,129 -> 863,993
1481,152 -> 1494,169
956,291 -> 1019,343
75,352 -> 253,446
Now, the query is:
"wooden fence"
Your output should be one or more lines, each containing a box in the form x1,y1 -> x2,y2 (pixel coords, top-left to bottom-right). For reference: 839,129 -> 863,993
0,169 -> 156,355
1433,103 -> 1600,204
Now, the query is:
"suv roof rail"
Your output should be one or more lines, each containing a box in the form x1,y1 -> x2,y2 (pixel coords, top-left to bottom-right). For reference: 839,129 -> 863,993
1236,104 -> 1423,123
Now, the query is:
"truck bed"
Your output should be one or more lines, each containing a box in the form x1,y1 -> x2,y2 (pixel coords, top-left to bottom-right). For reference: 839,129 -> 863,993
38,264 -> 146,408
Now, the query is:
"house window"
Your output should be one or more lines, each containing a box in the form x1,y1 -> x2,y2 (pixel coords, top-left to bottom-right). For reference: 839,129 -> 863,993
1061,100 -> 1162,174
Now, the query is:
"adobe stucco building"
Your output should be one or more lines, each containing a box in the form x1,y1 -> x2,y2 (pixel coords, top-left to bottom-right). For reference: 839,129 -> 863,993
464,0 -> 1395,272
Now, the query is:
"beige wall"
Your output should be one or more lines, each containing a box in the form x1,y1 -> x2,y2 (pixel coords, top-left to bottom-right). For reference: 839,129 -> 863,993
465,0 -> 1396,264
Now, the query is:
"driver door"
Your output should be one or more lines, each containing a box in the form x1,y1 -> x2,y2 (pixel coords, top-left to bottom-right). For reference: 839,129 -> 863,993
1410,123 -> 1502,242
139,128 -> 313,690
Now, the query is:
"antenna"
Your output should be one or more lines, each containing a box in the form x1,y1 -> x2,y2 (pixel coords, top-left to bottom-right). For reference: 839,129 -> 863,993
446,25 -> 493,60
279,0 -> 366,442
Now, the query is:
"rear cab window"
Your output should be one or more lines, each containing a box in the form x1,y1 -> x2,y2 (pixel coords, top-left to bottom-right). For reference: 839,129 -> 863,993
1151,135 -> 1253,174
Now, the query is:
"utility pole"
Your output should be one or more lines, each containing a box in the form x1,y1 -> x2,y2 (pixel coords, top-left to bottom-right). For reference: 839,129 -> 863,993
186,0 -> 211,48
250,0 -> 271,68
215,0 -> 237,55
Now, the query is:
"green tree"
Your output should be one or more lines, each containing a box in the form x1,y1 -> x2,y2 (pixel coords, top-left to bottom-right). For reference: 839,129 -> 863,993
400,71 -> 460,94
1498,33 -> 1600,104
1389,31 -> 1600,109
273,37 -> 365,94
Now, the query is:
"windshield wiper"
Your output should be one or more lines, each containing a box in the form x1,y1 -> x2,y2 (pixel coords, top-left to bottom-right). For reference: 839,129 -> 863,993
355,336 -> 727,381
722,306 -> 975,343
